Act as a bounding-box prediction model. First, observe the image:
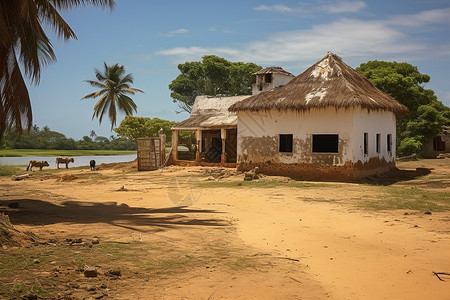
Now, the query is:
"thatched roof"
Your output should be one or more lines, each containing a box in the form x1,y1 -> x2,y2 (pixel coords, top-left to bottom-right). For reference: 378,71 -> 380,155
254,67 -> 294,77
229,52 -> 409,117
173,95 -> 249,130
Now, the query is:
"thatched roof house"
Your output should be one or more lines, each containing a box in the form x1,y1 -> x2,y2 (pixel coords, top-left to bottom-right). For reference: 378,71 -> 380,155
230,52 -> 408,181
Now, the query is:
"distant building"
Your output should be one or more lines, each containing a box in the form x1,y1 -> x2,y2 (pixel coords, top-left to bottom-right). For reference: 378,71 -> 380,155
229,52 -> 409,181
252,67 -> 295,95
421,126 -> 450,158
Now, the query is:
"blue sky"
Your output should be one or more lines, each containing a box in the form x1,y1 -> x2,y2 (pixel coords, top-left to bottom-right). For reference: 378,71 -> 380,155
28,0 -> 450,139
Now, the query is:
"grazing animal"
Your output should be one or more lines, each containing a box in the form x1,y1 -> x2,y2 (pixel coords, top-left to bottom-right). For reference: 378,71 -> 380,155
90,160 -> 96,171
56,157 -> 74,169
26,160 -> 49,171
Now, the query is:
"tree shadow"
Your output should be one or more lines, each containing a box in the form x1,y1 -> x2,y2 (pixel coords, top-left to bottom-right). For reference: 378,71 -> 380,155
0,198 -> 225,233
359,167 -> 432,186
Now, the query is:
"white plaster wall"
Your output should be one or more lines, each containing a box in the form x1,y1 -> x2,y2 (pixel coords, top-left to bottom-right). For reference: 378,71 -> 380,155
352,108 -> 396,163
252,74 -> 294,95
237,108 -> 354,165
272,74 -> 294,88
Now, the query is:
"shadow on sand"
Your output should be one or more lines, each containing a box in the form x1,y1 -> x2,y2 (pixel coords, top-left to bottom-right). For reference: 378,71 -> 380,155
0,199 -> 225,233
360,167 -> 432,186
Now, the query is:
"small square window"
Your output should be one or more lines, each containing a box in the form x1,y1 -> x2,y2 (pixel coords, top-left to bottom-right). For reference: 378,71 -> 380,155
279,134 -> 293,153
312,134 -> 339,153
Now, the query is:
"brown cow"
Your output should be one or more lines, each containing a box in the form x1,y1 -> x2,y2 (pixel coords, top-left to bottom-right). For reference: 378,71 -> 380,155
26,160 -> 49,171
56,157 -> 74,169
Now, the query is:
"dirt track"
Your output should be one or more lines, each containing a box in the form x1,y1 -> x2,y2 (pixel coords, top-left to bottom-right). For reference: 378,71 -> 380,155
1,159 -> 450,299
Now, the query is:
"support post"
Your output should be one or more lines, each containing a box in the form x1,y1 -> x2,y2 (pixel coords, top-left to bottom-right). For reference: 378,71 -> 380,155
221,128 -> 227,164
172,130 -> 178,161
158,128 -> 166,167
195,130 -> 202,163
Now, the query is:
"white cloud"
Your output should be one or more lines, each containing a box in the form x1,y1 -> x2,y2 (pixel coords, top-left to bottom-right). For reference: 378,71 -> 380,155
208,27 -> 217,32
319,1 -> 367,14
388,7 -> 450,27
156,8 -> 450,66
253,4 -> 294,13
166,28 -> 189,37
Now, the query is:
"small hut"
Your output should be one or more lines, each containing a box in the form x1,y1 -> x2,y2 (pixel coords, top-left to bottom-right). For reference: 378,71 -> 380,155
229,52 -> 409,181
171,95 -> 249,167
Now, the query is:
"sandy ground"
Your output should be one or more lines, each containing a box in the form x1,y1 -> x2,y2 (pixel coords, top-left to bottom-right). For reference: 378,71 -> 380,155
1,159 -> 450,299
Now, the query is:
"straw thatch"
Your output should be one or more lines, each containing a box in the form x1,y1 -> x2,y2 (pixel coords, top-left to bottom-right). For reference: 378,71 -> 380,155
229,52 -> 409,117
173,95 -> 249,130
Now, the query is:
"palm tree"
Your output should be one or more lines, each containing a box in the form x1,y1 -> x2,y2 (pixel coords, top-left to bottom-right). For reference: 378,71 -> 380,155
90,130 -> 97,139
82,63 -> 144,130
0,0 -> 115,141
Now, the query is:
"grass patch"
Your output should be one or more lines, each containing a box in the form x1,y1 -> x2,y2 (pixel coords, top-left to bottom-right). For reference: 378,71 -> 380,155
225,256 -> 259,271
201,180 -> 337,189
420,174 -> 450,180
0,149 -> 136,157
360,186 -> 450,212
0,165 -> 25,176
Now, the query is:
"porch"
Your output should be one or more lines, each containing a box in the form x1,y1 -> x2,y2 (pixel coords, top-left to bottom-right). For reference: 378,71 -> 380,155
171,127 -> 237,168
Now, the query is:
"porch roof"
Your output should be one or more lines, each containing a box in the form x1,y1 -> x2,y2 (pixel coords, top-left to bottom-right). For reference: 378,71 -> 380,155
172,95 -> 249,130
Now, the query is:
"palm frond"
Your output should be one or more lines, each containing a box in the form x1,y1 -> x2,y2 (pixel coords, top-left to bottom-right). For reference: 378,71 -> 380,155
49,0 -> 115,11
84,80 -> 107,89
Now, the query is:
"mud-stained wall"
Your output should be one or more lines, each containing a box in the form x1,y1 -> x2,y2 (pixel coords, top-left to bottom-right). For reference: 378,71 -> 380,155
352,108 -> 397,164
236,108 -> 397,180
237,108 -> 354,165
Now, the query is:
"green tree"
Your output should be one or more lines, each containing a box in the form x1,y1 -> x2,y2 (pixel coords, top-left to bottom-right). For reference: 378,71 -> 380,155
169,55 -> 261,113
114,116 -> 176,142
356,61 -> 450,155
0,0 -> 115,141
90,130 -> 97,139
82,63 -> 144,130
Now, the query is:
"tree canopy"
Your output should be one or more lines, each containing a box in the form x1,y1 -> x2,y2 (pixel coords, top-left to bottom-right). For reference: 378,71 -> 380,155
356,61 -> 450,155
0,0 -> 115,141
114,116 -> 176,142
169,55 -> 261,113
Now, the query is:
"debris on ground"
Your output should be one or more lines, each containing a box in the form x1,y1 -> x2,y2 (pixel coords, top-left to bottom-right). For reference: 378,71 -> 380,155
244,167 -> 259,181
84,266 -> 99,278
11,174 -> 30,181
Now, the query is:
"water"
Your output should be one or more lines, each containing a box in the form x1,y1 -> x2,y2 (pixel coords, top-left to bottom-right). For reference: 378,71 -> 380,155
0,154 -> 136,168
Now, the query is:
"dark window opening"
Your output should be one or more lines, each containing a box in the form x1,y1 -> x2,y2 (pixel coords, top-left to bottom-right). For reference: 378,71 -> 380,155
265,73 -> 272,83
279,134 -> 293,153
312,134 -> 339,153
376,134 -> 381,153
387,134 -> 392,152
364,132 -> 368,155
433,136 -> 446,151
